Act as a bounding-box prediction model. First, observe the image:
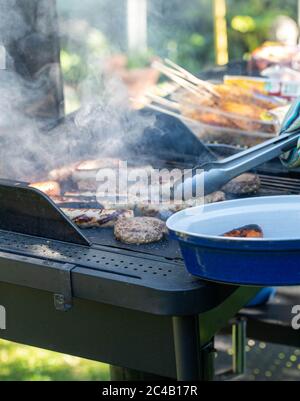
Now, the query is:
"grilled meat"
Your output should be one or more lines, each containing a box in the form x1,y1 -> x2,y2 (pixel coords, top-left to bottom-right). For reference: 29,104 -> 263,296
139,191 -> 226,217
223,224 -> 263,238
97,189 -> 226,218
177,84 -> 278,133
114,217 -> 167,244
62,208 -> 133,228
222,173 -> 260,195
207,191 -> 226,203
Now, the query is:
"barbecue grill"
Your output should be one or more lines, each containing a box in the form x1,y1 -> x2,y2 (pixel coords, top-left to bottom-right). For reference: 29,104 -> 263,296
0,178 -> 257,380
0,1 -> 299,379
1,61 -> 300,380
1,97 -> 299,380
0,135 -> 299,380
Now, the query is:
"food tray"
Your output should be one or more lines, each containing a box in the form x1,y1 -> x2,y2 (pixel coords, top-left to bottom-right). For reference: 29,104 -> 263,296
167,196 -> 300,286
187,120 -> 278,148
171,87 -> 281,147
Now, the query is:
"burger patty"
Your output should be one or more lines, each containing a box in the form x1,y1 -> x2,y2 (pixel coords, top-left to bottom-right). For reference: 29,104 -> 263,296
222,173 -> 260,195
114,217 -> 167,244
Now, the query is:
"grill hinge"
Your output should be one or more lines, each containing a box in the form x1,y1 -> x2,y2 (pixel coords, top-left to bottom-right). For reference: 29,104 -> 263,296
53,263 -> 76,312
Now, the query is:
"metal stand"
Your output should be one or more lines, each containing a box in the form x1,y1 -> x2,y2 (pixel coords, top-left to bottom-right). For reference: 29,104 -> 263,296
172,316 -> 201,381
232,318 -> 247,375
172,315 -> 215,381
110,315 -> 215,381
199,341 -> 215,381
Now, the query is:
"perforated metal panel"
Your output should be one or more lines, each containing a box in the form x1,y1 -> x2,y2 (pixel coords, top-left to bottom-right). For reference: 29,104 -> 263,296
0,230 -> 200,291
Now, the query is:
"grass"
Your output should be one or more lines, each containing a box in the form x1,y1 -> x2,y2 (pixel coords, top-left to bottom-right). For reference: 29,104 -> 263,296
0,340 -> 110,381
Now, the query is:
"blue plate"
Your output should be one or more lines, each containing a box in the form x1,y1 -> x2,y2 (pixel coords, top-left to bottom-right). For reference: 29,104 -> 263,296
167,196 -> 300,286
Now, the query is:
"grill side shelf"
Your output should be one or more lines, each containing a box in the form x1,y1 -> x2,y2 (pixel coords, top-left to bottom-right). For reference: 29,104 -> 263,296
0,248 -> 235,315
0,230 -> 236,315
0,250 -> 76,311
0,181 -> 90,246
0,230 -> 195,290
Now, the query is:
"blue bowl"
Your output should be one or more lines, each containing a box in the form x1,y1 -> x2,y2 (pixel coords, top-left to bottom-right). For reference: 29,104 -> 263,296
167,196 -> 300,286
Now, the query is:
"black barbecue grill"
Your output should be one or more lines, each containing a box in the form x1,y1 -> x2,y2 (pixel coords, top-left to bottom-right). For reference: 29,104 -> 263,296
0,103 -> 299,380
0,178 -> 257,380
0,1 -> 299,378
0,137 -> 299,380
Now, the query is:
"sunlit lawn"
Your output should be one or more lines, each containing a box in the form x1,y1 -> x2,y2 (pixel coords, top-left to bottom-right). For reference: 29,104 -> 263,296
0,340 -> 110,381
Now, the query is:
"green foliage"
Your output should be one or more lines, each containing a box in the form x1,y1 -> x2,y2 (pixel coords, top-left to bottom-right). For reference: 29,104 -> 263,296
0,340 -> 109,381
59,0 -> 299,83
147,0 -> 298,72
227,0 -> 297,59
60,24 -> 110,85
60,50 -> 85,85
148,0 -> 215,73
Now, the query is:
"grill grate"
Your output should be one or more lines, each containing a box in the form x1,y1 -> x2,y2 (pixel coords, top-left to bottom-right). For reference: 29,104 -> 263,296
259,174 -> 300,195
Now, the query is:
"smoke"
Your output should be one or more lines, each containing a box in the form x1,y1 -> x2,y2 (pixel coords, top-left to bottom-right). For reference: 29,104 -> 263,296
45,70 -> 155,171
0,68 -> 47,180
0,1 -> 29,43
0,69 -> 155,181
0,0 -> 155,181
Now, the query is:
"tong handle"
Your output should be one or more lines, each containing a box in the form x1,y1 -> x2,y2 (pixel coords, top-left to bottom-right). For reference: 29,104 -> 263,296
174,131 -> 300,198
202,131 -> 297,173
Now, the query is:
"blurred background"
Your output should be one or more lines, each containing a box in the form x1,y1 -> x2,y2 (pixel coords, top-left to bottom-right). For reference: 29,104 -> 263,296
56,0 -> 299,112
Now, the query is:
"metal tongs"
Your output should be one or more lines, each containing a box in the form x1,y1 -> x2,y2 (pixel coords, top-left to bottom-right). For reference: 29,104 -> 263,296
174,100 -> 300,198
